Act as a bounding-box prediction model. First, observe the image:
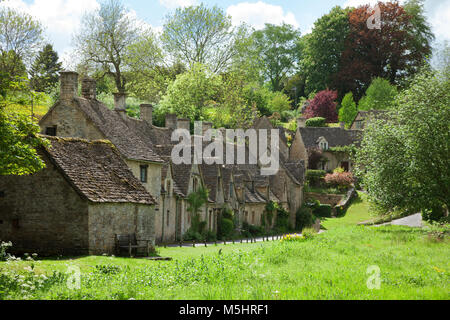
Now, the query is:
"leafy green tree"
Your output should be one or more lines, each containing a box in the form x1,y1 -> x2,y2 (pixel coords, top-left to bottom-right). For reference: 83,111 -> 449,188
339,92 -> 357,127
356,70 -> 450,219
252,23 -> 301,92
358,78 -> 397,111
186,187 -> 209,234
301,6 -> 350,96
74,0 -> 141,93
158,63 -> 222,122
0,7 -> 43,66
29,44 -> 62,93
0,77 -> 47,175
162,4 -> 241,73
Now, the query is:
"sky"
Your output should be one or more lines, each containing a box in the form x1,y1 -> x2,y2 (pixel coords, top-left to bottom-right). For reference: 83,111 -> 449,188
1,0 -> 449,67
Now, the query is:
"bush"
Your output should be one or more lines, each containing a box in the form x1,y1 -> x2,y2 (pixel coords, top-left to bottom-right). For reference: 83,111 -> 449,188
295,206 -> 314,231
242,222 -> 264,237
306,117 -> 326,127
203,231 -> 217,242
306,170 -> 326,187
324,171 -> 354,190
302,227 -> 317,239
275,206 -> 291,233
218,218 -> 234,239
314,204 -> 332,218
422,205 -> 447,222
183,229 -> 203,241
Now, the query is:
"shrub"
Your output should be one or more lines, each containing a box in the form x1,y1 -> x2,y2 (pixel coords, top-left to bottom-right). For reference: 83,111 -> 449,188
280,234 -> 304,242
324,171 -> 354,190
304,89 -> 338,122
314,204 -> 332,218
422,204 -> 447,222
242,222 -> 264,237
275,206 -> 291,233
0,241 -> 12,261
183,229 -> 203,241
302,227 -> 317,239
203,231 -> 217,242
306,117 -> 326,127
295,206 -> 314,231
218,218 -> 234,239
306,170 -> 326,187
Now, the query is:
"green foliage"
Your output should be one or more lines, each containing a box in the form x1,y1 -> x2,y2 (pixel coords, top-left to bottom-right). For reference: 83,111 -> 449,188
305,117 -> 326,127
339,92 -> 357,127
356,69 -> 450,215
314,204 -> 332,218
301,6 -> 350,95
162,3 -> 239,73
295,206 -> 314,231
29,44 -> 62,93
186,186 -> 209,235
301,227 -> 317,240
306,170 -> 326,187
274,205 -> 291,233
218,218 -> 234,239
358,78 -> 397,111
252,23 -> 301,92
422,205 -> 447,223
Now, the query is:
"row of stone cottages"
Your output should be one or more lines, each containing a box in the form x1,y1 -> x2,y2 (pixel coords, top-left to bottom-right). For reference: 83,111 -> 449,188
0,72 -> 362,256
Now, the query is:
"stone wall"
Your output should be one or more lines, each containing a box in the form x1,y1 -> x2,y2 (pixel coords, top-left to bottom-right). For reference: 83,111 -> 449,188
88,203 -> 155,255
126,160 -> 162,200
0,154 -> 90,256
40,101 -> 105,139
305,192 -> 344,207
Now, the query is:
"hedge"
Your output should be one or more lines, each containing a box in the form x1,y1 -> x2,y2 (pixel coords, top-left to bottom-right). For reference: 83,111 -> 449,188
306,117 -> 326,127
314,204 -> 332,218
306,170 -> 326,187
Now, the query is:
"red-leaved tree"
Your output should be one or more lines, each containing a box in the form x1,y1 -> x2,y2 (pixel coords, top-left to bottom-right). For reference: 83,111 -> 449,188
304,89 -> 338,122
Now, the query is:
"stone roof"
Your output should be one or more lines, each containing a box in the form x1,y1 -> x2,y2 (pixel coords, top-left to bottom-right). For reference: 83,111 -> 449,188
41,97 -> 164,164
244,187 -> 267,204
350,110 -> 389,128
298,127 -> 361,149
43,136 -> 156,205
283,160 -> 306,184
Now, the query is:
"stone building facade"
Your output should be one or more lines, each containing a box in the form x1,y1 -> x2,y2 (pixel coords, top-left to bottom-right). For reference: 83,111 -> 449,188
0,137 -> 156,255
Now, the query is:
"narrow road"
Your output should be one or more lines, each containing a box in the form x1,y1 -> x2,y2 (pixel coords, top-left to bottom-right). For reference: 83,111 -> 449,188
378,213 -> 423,227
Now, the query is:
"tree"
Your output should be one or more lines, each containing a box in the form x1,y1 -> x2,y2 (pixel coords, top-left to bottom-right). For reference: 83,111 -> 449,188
29,44 -> 62,93
186,187 -> 209,234
162,4 -> 240,73
0,7 -> 43,78
301,6 -> 350,96
304,89 -> 338,123
356,69 -> 450,219
74,0 -> 141,93
252,23 -> 301,92
158,63 -> 222,122
339,92 -> 358,127
358,78 -> 397,111
0,77 -> 47,175
335,2 -> 433,99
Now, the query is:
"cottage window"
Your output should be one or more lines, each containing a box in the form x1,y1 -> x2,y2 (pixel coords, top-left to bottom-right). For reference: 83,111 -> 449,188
252,211 -> 255,224
319,141 -> 328,150
140,165 -> 148,183
0,191 -> 4,198
167,211 -> 170,226
0,220 -> 3,225
45,126 -> 57,136
12,219 -> 19,229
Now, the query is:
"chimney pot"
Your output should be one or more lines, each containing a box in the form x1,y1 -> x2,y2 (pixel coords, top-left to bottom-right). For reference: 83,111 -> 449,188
177,118 -> 190,131
140,104 -> 153,124
60,71 -> 78,101
165,114 -> 177,130
81,77 -> 96,100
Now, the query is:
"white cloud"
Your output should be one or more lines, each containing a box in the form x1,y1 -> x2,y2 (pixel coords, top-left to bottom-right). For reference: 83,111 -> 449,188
159,0 -> 197,9
0,0 -> 100,68
428,0 -> 450,41
226,1 -> 299,30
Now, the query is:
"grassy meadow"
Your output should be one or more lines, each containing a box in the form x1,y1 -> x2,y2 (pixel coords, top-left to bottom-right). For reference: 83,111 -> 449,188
1,222 -> 448,300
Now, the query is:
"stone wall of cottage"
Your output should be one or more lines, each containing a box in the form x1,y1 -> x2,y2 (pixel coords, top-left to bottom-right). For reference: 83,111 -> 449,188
0,154 -> 90,256
126,160 -> 162,200
87,203 -> 155,255
40,101 -> 104,139
305,192 -> 344,207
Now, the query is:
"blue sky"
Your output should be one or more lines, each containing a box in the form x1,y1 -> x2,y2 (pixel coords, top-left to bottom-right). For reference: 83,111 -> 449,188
2,0 -> 449,67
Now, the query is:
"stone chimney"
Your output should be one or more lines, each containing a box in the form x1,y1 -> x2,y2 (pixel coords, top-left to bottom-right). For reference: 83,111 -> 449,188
340,122 -> 345,129
114,93 -> 127,119
140,104 -> 153,124
60,71 -> 78,101
165,114 -> 177,130
81,77 -> 96,100
177,118 -> 190,131
202,122 -> 213,135
297,117 -> 307,129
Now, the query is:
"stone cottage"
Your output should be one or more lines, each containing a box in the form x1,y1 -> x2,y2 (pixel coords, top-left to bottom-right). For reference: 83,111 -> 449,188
37,71 -> 307,244
290,118 -> 361,172
350,110 -> 388,130
0,137 -> 156,256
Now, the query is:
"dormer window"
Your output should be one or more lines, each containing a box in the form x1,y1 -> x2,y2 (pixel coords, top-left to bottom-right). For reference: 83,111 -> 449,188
318,137 -> 328,151
140,165 -> 148,183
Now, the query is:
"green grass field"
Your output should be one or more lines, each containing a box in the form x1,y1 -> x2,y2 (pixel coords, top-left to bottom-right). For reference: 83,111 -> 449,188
1,193 -> 448,300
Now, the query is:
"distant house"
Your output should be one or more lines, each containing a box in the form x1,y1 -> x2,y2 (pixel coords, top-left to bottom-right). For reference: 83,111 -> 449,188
0,137 -> 156,256
350,110 -> 389,130
290,118 -> 361,172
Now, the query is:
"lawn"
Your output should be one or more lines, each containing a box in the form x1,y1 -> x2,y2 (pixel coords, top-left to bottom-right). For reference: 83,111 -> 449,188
1,224 -> 448,300
321,192 -> 374,230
